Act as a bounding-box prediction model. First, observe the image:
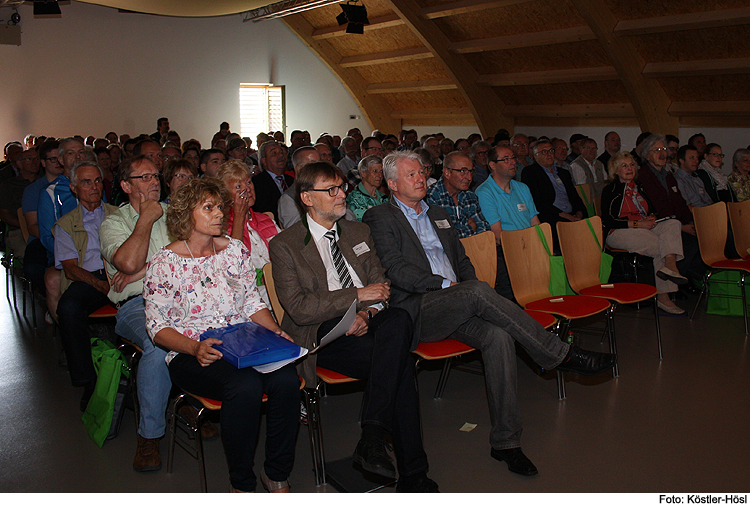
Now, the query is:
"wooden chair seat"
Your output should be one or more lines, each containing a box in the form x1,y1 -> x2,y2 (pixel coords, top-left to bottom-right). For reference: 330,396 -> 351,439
315,366 -> 359,384
577,282 -> 657,304
524,309 -> 557,329
524,294 -> 611,319
89,303 -> 118,318
414,338 -> 475,360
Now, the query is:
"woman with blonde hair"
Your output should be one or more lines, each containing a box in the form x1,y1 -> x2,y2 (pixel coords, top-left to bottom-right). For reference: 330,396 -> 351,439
143,177 -> 299,493
216,159 -> 281,305
601,151 -> 688,314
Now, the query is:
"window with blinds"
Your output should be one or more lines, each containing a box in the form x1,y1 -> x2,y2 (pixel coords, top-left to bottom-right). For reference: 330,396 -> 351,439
239,84 -> 285,141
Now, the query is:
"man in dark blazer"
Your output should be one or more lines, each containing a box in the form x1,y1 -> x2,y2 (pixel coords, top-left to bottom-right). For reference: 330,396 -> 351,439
269,161 -> 438,493
363,151 -> 615,476
521,140 -> 587,252
253,141 -> 294,221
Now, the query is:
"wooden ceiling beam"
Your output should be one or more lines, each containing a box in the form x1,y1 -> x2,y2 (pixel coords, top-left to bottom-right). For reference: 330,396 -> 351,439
516,117 -> 640,128
570,0 -> 678,134
390,107 -> 473,118
478,66 -> 618,86
339,47 -> 433,68
669,101 -> 750,117
386,0 -> 514,136
366,78 -> 457,94
419,0 -> 533,20
311,13 -> 403,39
450,25 -> 596,53
503,104 -> 635,118
280,14 -> 401,134
614,7 -> 750,36
679,116 -> 750,128
643,57 -> 750,78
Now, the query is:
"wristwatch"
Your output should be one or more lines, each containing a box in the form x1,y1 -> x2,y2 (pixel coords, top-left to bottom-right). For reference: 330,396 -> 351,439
366,309 -> 374,321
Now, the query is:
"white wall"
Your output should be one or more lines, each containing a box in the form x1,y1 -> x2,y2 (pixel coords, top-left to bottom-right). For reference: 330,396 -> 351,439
0,2 -> 367,146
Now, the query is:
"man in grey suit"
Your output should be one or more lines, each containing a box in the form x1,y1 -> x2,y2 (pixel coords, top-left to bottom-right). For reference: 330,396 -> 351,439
269,161 -> 438,493
363,151 -> 616,476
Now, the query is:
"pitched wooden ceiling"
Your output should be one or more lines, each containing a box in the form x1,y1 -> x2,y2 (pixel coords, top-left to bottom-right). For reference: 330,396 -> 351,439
81,0 -> 750,135
281,0 -> 750,136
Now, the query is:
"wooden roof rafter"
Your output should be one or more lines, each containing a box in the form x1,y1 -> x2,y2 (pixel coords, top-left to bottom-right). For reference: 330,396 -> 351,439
385,0 -> 514,136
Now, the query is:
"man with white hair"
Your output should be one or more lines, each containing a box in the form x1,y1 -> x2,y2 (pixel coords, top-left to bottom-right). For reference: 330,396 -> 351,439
363,151 -> 616,476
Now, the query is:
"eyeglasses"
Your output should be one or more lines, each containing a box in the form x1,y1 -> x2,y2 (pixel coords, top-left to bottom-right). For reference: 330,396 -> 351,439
652,147 -> 668,153
160,154 -> 181,161
43,156 -> 60,163
491,156 -> 517,163
708,152 -> 725,158
173,173 -> 194,180
536,149 -> 555,155
307,183 -> 347,197
581,146 -> 598,151
19,156 -> 39,162
128,173 -> 161,182
511,143 -> 528,148
448,167 -> 472,175
364,146 -> 382,152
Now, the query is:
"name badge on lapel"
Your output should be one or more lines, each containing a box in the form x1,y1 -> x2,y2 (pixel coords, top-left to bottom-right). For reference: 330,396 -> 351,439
517,203 -> 527,212
672,186 -> 678,193
352,242 -> 370,256
435,219 -> 451,229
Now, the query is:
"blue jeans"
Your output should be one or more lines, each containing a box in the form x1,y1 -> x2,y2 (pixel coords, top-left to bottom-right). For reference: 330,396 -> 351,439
115,296 -> 172,439
418,280 -> 567,449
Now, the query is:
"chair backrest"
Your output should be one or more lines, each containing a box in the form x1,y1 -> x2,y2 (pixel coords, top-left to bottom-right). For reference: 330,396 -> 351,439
262,262 -> 284,323
557,217 -> 604,292
692,202 -> 728,265
17,208 -> 29,244
459,230 -> 496,287
500,223 -> 553,307
727,200 -> 750,258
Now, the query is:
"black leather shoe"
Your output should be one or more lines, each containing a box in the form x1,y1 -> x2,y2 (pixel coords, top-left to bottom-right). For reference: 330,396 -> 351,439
491,447 -> 538,476
352,438 -> 396,479
397,475 -> 440,493
556,345 -> 616,376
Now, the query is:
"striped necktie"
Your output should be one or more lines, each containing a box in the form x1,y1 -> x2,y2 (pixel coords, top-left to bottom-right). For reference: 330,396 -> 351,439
324,230 -> 353,288
276,174 -> 287,192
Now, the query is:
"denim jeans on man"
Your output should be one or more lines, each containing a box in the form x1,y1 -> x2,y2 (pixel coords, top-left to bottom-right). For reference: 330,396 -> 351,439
115,296 -> 172,439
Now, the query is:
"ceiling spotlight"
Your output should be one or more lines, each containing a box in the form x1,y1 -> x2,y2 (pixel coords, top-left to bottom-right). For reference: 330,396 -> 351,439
10,11 -> 20,25
33,1 -> 61,16
337,1 -> 369,35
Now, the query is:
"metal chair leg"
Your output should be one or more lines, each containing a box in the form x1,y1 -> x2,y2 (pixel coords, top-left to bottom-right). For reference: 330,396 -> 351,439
690,271 -> 712,321
741,273 -> 748,336
653,295 -> 663,360
303,387 -> 326,486
555,320 -> 569,400
607,305 -> 619,377
433,358 -> 453,400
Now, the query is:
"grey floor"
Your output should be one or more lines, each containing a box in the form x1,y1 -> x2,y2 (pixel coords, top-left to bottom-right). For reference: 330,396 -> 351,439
1,274 -> 750,495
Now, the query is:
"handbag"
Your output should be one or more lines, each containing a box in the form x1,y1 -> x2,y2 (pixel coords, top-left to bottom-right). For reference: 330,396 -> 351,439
200,321 -> 301,369
534,225 -> 574,296
82,338 -> 129,448
585,218 -> 613,284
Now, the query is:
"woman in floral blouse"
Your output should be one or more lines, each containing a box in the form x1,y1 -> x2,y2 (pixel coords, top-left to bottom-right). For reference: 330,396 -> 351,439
143,177 -> 299,493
